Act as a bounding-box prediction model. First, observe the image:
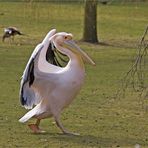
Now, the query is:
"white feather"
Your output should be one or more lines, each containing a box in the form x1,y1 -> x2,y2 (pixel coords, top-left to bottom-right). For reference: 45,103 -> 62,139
20,29 -> 57,109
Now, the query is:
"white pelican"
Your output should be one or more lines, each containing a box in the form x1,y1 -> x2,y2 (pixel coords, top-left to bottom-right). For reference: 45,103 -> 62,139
2,27 -> 24,42
19,29 -> 95,135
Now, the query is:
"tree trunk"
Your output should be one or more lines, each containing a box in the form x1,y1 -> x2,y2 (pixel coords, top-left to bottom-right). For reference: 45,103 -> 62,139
83,0 -> 98,43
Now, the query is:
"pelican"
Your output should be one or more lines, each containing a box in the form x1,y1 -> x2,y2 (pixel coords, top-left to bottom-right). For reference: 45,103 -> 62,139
19,29 -> 95,135
2,27 -> 24,42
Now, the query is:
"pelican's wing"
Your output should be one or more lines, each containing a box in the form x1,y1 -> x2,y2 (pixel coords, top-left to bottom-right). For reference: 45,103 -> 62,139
20,29 -> 56,109
20,43 -> 43,109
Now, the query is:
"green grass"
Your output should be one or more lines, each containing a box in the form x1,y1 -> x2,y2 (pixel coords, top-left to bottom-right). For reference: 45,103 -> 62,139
0,1 -> 148,148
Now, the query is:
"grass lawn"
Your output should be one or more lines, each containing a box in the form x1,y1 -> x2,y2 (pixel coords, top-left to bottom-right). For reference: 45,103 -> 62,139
0,1 -> 148,148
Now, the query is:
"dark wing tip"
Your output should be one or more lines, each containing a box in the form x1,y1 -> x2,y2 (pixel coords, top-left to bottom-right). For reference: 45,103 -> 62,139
20,84 -> 26,105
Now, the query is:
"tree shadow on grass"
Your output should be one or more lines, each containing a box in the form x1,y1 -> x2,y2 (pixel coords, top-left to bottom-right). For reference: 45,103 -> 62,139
79,39 -> 137,50
98,40 -> 137,49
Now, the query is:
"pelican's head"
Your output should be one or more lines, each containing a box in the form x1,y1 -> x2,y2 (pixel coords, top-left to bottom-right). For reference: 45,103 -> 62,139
50,32 -> 95,66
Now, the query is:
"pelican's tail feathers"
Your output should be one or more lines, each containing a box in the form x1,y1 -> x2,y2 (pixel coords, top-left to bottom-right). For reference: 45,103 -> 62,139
19,108 -> 37,123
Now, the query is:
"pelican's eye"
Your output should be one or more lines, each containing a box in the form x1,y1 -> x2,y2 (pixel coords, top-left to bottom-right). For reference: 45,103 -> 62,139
64,36 -> 68,40
64,34 -> 73,40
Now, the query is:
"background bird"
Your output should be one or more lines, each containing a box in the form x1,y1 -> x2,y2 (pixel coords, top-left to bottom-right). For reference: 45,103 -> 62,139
99,0 -> 108,5
2,27 -> 24,42
19,29 -> 95,135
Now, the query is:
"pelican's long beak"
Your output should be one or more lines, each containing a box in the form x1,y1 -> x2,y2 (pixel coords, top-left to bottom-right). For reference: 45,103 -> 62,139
63,40 -> 95,65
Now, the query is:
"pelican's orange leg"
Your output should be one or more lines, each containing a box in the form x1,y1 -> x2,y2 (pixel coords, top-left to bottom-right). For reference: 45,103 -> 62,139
28,119 -> 45,133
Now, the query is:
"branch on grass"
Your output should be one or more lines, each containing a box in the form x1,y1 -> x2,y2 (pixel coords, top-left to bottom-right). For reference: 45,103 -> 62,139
116,26 -> 148,98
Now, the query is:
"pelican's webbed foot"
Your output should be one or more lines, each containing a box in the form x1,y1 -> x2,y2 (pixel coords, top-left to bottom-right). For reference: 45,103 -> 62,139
28,119 -> 46,134
54,115 -> 80,136
28,124 -> 46,134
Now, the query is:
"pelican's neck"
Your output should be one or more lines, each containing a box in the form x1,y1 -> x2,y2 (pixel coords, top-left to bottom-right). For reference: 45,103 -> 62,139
56,44 -> 85,70
67,51 -> 85,70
